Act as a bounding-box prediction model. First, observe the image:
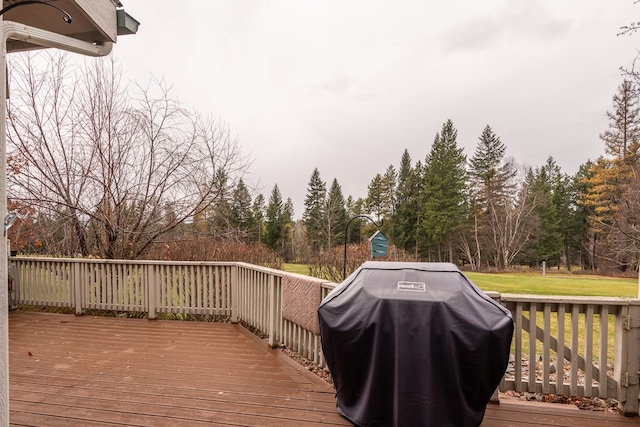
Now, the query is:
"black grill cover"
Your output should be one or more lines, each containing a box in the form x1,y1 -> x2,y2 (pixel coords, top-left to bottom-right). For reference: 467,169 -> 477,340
318,262 -> 513,427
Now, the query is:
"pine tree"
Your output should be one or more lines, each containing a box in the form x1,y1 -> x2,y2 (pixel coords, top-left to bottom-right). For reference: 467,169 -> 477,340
282,198 -> 295,260
381,165 -> 397,217
229,179 -> 253,242
419,120 -> 468,262
207,169 -> 233,238
365,173 -> 384,218
467,125 -> 517,268
251,193 -> 265,243
345,196 -> 366,244
324,178 -> 347,248
524,158 -> 563,266
263,185 -> 284,250
391,151 -> 423,253
600,80 -> 640,166
573,162 -> 597,270
580,81 -> 640,270
396,149 -> 413,207
302,168 -> 327,252
554,169 -> 588,270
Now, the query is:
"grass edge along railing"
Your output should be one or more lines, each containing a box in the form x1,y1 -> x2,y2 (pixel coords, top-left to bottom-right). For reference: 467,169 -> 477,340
9,257 -> 640,416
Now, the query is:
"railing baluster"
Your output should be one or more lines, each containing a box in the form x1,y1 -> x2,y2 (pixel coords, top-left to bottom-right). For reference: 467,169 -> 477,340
570,305 -> 580,396
514,302 -> 523,392
598,305 -> 609,398
584,304 -> 594,396
529,302 -> 537,392
556,303 -> 565,395
542,304 -> 551,394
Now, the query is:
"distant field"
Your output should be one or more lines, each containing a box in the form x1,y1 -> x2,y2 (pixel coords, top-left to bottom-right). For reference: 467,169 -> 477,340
283,263 -> 639,297
283,263 -> 311,276
465,271 -> 638,297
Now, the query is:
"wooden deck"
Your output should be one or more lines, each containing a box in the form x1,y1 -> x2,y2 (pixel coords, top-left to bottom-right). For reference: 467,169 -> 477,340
7,311 -> 640,427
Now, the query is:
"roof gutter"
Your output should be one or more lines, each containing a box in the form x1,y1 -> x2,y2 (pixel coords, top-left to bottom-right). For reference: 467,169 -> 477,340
3,20 -> 113,56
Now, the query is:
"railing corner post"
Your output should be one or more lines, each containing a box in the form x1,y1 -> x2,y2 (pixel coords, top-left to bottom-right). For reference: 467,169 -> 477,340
267,273 -> 277,348
73,261 -> 83,315
614,302 -> 640,416
230,264 -> 239,324
147,264 -> 157,320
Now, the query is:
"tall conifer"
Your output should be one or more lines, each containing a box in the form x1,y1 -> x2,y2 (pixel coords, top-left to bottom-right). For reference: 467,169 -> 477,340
419,119 -> 468,261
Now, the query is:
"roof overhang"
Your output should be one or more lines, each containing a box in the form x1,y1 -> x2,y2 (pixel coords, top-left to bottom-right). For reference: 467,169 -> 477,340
2,0 -> 139,53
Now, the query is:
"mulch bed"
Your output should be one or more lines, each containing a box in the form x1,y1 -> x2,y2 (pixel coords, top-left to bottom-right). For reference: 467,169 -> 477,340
279,345 -> 620,413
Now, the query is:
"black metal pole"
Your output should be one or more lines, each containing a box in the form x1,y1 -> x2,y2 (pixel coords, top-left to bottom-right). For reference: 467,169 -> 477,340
343,214 -> 383,280
0,1 -> 73,23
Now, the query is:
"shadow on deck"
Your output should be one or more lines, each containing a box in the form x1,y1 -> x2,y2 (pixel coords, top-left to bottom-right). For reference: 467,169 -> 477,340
8,312 -> 640,426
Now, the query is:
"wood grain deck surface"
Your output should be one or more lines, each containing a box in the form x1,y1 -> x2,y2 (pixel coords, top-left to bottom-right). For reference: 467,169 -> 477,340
8,311 -> 640,426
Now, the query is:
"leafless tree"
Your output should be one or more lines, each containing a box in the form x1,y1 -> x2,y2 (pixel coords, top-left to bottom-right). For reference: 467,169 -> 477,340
597,165 -> 640,270
6,52 -> 249,259
620,2 -> 640,82
493,179 -> 537,269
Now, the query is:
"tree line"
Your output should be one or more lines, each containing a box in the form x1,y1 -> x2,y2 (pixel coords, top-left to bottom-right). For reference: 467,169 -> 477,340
5,52 -> 640,273
258,80 -> 640,273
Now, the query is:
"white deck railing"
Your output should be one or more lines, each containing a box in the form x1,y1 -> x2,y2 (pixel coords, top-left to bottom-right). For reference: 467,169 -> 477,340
9,257 -> 640,416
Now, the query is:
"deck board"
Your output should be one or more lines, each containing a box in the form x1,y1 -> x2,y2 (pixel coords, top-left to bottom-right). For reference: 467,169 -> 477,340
8,311 -> 640,426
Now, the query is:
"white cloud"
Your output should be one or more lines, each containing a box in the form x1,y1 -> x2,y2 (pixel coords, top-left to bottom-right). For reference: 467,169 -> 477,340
114,0 -> 639,217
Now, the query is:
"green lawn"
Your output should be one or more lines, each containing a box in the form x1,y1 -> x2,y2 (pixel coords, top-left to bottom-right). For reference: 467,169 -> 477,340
283,263 -> 312,276
284,263 -> 639,298
464,271 -> 638,298
285,263 -> 637,364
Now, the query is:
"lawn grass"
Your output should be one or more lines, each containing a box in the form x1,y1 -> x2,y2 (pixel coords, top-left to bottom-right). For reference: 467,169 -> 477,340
464,271 -> 638,298
285,263 -> 639,298
285,263 -> 636,364
283,263 -> 312,276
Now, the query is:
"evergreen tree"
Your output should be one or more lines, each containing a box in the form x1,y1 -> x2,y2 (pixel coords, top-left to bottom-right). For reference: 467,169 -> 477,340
302,168 -> 327,251
263,184 -> 284,249
391,151 -> 423,253
467,125 -> 517,269
600,80 -> 640,166
251,193 -> 265,243
419,120 -> 468,262
229,179 -> 253,242
396,149 -> 413,206
574,161 -> 598,270
324,178 -> 347,248
282,198 -> 295,260
525,158 -> 563,266
365,173 -> 384,218
556,169 -> 589,270
381,165 -> 397,218
581,80 -> 640,270
345,196 -> 366,244
208,169 -> 233,238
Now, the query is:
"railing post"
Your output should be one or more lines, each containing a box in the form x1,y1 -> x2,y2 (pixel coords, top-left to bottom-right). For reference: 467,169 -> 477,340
147,264 -> 157,320
267,273 -> 277,348
73,261 -> 83,315
487,291 -> 502,403
614,301 -> 640,416
230,264 -> 239,323
10,258 -> 19,308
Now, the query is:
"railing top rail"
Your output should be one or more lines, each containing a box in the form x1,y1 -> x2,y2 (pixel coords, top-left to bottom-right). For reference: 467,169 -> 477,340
499,293 -> 640,306
9,257 -> 335,285
234,262 -> 338,288
9,256 -> 240,267
12,256 -> 639,306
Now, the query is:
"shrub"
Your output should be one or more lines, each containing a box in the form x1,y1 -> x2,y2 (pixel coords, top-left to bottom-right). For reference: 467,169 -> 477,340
309,242 -> 416,282
144,238 -> 283,269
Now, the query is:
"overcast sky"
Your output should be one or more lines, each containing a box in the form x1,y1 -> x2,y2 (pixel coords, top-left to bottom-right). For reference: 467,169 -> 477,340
114,1 -> 638,218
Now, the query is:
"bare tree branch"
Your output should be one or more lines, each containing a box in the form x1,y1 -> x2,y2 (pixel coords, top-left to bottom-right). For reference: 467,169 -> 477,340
7,52 -> 250,259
